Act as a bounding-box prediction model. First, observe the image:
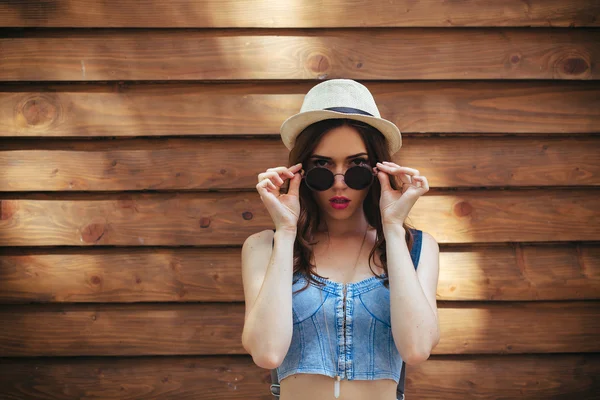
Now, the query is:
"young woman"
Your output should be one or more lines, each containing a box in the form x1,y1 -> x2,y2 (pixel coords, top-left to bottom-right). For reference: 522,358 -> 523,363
241,79 -> 440,400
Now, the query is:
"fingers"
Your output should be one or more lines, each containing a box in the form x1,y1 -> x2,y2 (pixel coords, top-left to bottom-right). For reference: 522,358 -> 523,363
375,167 -> 392,192
376,161 -> 419,185
256,177 -> 278,193
258,163 -> 301,183
411,175 -> 430,191
287,168 -> 303,197
376,162 -> 429,192
256,163 -> 303,195
376,161 -> 419,177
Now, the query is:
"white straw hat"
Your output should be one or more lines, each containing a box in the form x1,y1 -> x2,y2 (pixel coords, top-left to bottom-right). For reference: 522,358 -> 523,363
279,79 -> 402,155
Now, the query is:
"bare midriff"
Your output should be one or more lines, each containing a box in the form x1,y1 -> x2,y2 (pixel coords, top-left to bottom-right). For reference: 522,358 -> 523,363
279,374 -> 398,400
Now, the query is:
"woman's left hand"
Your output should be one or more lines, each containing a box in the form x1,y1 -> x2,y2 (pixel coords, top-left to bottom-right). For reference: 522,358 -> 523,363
374,161 -> 429,226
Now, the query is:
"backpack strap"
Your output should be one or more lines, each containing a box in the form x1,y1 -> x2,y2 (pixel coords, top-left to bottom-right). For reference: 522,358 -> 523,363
269,228 -> 423,400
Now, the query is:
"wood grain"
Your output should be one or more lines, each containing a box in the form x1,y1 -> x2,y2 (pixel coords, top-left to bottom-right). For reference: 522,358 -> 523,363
2,136 -> 600,191
0,302 -> 598,357
1,82 -> 599,137
406,354 -> 600,399
1,190 -> 599,246
1,0 -> 598,28
0,354 -> 597,399
0,29 -> 597,81
1,243 -> 598,303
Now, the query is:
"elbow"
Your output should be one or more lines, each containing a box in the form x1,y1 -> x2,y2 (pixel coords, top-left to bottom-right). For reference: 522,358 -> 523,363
403,333 -> 439,365
251,352 -> 285,370
242,330 -> 286,370
402,339 -> 436,365
403,348 -> 431,366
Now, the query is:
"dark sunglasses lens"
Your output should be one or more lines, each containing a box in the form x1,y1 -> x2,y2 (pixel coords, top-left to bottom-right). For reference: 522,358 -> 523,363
306,167 -> 334,191
346,165 -> 373,190
306,165 -> 373,191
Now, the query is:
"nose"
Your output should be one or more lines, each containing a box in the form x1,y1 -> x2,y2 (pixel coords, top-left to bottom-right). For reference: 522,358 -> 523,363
331,167 -> 348,189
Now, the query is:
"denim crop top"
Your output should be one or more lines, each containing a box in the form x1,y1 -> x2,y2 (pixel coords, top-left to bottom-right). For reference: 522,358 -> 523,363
272,228 -> 423,384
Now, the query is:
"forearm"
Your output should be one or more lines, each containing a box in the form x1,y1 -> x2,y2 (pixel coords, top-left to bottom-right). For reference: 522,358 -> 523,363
242,230 -> 296,367
384,224 -> 439,363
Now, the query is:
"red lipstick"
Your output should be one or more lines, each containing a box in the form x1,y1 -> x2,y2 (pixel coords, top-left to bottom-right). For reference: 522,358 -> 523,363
329,196 -> 350,210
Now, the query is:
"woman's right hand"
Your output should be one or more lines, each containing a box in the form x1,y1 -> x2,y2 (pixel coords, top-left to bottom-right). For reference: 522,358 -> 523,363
256,163 -> 303,232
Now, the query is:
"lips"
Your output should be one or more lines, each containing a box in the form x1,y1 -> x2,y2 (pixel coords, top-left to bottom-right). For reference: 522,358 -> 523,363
329,196 -> 350,203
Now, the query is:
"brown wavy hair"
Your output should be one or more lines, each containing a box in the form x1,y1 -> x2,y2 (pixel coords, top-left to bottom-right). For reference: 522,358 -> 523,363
283,118 -> 416,293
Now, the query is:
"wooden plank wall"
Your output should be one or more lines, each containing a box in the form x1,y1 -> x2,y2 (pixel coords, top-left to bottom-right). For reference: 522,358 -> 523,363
1,1 -> 599,399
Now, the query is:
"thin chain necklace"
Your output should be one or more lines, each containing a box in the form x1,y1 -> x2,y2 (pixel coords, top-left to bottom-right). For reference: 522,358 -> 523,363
317,227 -> 369,399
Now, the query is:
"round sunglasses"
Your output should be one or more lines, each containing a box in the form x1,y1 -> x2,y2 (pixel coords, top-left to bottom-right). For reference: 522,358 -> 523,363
301,164 -> 377,191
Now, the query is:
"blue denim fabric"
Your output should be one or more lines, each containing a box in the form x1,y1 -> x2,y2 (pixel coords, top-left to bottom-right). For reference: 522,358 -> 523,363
275,228 -> 423,383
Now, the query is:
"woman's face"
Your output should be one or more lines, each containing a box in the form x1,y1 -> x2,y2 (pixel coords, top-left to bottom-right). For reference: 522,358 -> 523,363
306,124 -> 372,219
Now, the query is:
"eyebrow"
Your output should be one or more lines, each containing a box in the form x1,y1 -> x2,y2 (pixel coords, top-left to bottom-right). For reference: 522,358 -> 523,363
310,152 -> 368,160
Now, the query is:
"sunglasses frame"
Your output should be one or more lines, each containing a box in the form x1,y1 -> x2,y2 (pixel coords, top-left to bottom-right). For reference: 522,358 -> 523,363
300,163 -> 378,191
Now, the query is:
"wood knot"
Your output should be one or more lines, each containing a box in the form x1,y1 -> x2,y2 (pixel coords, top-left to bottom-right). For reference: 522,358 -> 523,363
561,57 -> 589,75
0,200 -> 17,220
307,53 -> 331,77
81,220 -> 107,243
91,276 -> 102,285
453,201 -> 473,217
199,217 -> 211,228
554,52 -> 591,78
510,54 -> 521,64
242,211 -> 253,220
17,94 -> 60,129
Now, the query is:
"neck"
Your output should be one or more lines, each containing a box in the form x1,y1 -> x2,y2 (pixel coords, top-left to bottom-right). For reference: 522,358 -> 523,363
317,211 -> 371,237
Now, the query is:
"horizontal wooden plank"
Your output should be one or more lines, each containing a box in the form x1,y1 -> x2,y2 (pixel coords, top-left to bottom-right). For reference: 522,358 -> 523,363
1,82 -> 599,137
1,0 -> 598,28
2,136 -> 600,191
438,243 -> 600,301
0,302 -> 598,356
1,190 -> 599,246
1,243 -> 598,303
0,354 -> 597,400
0,29 -> 597,81
406,354 -> 600,399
